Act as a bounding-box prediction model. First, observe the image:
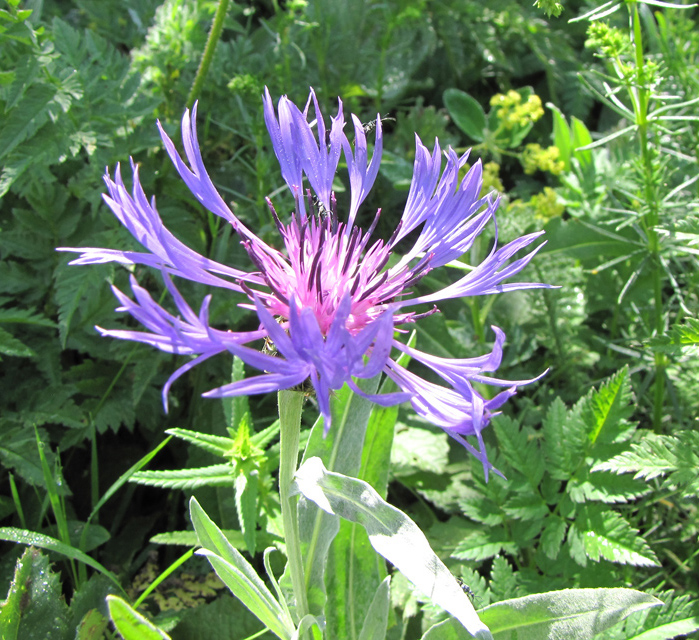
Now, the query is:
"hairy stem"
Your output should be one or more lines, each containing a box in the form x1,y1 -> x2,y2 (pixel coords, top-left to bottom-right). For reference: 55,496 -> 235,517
186,0 -> 231,109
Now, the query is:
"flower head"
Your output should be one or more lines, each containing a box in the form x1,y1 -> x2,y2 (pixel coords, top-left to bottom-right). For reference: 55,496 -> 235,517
59,88 -> 551,479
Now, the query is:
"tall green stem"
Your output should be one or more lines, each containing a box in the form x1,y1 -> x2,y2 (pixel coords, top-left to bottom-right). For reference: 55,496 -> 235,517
186,0 -> 231,109
630,4 -> 665,431
278,390 -> 309,622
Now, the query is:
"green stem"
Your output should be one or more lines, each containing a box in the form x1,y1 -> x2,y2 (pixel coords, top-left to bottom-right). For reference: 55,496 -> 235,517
186,0 -> 231,109
630,4 -> 665,430
277,390 -> 309,623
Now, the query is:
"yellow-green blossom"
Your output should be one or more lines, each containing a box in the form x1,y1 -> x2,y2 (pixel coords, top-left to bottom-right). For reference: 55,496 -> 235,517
531,187 -> 564,221
521,143 -> 565,175
490,91 -> 544,130
481,161 -> 504,195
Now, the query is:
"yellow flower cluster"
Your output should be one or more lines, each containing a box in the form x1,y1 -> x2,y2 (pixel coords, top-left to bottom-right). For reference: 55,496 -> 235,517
530,187 -> 565,220
490,91 -> 544,130
521,143 -> 565,175
481,161 -> 505,195
128,553 -> 226,612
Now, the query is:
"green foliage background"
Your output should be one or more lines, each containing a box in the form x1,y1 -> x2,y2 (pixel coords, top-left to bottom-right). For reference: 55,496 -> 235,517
1,0 -> 699,638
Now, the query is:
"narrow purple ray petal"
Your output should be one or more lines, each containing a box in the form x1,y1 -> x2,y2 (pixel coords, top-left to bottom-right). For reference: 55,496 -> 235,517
343,114 -> 383,228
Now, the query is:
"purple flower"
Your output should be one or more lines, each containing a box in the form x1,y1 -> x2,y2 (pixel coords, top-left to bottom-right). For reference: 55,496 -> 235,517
59,88 -> 551,479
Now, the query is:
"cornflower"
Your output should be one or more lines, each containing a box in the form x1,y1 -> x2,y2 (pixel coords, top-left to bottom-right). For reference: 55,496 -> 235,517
59,89 -> 550,479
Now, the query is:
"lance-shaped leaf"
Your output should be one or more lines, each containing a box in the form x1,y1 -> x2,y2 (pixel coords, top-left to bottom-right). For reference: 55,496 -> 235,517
190,497 -> 295,640
421,588 -> 661,639
480,588 -> 661,639
107,595 -> 171,640
293,457 -> 493,639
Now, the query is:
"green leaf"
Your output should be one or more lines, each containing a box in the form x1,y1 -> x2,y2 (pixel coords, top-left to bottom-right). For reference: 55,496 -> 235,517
542,396 -> 580,480
189,497 -> 294,640
234,469 -> 258,555
0,84 -> 56,161
628,617 -> 699,639
0,306 -> 55,327
75,609 -> 110,640
293,457 -> 493,639
378,148 -> 414,189
501,492 -> 549,521
476,588 -> 661,639
492,417 -> 544,487
547,103 -> 572,171
107,595 -> 172,640
573,505 -> 659,567
541,217 -> 639,264
358,577 -> 391,640
168,594 -> 276,640
68,573 -> 117,632
150,529 -> 250,548
165,428 -> 234,458
221,357 -> 251,436
591,432 -> 699,493
87,436 -> 172,524
0,326 -> 35,357
570,116 -> 593,169
568,467 -> 650,504
540,515 -> 567,560
300,376 -> 382,626
131,464 -> 235,489
452,527 -> 519,562
0,527 -> 122,589
579,367 -> 634,445
0,546 -> 70,640
443,89 -> 486,142
391,425 -> 449,476
0,546 -> 34,640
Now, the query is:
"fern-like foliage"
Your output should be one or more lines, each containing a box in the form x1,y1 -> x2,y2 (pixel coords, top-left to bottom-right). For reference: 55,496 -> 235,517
592,431 -> 699,496
453,368 -> 661,583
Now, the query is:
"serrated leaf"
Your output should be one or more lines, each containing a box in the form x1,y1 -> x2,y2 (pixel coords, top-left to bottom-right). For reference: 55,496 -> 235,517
458,496 -> 504,527
107,595 -> 171,640
540,515 -> 567,560
131,464 -> 236,490
580,367 -> 634,445
492,418 -> 544,487
54,263 -> 109,348
150,529 -> 246,548
576,505 -> 659,567
0,527 -> 122,589
443,88 -> 486,142
0,547 -> 69,640
501,492 -> 549,521
0,83 -> 56,160
0,306 -> 55,327
569,467 -> 651,504
454,527 -> 519,562
0,326 -> 35,357
165,428 -> 234,458
542,396 -> 582,480
591,432 -> 699,492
